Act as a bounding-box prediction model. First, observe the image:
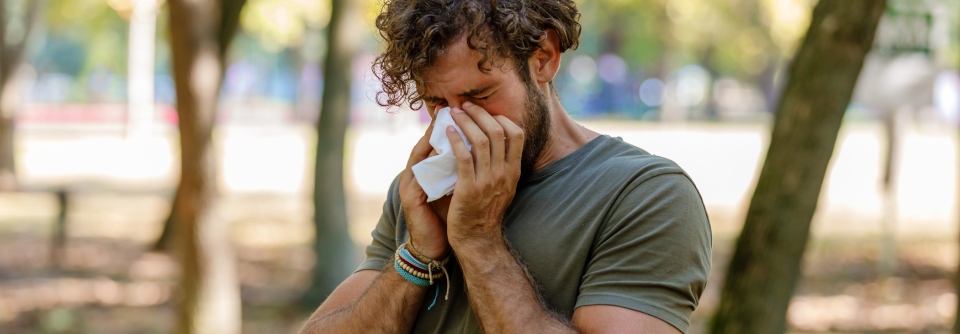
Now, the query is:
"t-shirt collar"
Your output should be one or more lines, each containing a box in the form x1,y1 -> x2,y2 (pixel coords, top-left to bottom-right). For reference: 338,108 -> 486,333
520,134 -> 611,184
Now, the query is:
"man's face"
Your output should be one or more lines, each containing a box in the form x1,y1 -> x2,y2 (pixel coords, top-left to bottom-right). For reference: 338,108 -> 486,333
420,36 -> 551,178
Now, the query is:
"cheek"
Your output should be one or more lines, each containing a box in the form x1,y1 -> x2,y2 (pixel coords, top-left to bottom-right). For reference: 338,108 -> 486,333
484,93 -> 526,125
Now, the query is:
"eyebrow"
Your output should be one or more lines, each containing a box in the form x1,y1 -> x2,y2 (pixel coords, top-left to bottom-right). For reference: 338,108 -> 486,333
423,85 -> 494,104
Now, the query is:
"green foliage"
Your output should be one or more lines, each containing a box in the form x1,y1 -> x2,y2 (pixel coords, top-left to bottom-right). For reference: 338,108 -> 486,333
577,0 -> 814,78
240,0 -> 330,52
40,0 -> 129,75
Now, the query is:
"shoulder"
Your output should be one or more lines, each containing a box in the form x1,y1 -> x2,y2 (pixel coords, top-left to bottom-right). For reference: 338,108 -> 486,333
589,136 -> 709,232
589,136 -> 691,187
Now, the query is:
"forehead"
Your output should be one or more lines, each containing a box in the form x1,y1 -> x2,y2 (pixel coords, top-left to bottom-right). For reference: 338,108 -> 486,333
420,36 -> 515,98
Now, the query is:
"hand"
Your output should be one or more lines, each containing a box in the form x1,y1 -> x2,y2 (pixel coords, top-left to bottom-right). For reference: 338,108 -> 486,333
424,149 -> 452,223
445,101 -> 524,245
428,195 -> 452,223
398,122 -> 449,259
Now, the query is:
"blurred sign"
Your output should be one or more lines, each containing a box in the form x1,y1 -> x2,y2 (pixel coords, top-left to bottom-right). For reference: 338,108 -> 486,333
873,9 -> 932,55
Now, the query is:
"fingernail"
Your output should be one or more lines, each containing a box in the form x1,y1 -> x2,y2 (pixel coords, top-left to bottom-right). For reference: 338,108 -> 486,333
453,107 -> 464,113
447,125 -> 456,132
463,101 -> 474,108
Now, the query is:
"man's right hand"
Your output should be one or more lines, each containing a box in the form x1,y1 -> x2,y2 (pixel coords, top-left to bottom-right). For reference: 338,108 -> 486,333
398,122 -> 450,259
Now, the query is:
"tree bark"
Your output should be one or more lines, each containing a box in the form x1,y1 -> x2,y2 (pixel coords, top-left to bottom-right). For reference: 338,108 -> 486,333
166,1 -> 246,333
153,0 -> 246,252
709,1 -> 886,334
0,0 -> 39,191
299,0 -> 362,307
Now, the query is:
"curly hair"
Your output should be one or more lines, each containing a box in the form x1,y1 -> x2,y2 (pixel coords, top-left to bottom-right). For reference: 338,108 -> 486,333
373,0 -> 581,109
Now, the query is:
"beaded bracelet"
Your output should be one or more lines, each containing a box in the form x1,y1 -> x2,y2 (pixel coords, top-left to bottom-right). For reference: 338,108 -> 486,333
394,242 -> 452,302
396,243 -> 450,281
398,255 -> 444,279
395,247 -> 445,280
398,258 -> 444,280
394,261 -> 431,286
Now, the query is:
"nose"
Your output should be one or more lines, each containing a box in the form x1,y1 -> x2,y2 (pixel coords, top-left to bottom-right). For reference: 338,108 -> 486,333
446,100 -> 464,111
429,99 -> 464,119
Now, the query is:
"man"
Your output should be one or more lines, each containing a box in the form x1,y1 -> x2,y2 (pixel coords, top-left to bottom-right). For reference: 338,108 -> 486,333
300,0 -> 711,333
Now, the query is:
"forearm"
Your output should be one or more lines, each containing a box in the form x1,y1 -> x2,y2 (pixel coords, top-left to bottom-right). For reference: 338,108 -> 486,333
300,267 -> 427,334
455,237 -> 579,334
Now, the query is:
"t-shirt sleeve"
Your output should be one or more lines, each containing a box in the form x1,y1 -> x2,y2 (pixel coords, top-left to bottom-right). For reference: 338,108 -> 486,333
575,172 -> 712,334
354,175 -> 402,273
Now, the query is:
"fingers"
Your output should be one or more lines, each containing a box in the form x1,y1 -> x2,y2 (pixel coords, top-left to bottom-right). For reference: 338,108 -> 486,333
493,115 -> 524,171
446,125 -> 476,185
450,106 -> 490,175
459,101 -> 506,169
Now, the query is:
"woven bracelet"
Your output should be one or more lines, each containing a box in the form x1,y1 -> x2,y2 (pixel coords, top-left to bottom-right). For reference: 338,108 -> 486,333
395,243 -> 453,301
395,260 -> 431,286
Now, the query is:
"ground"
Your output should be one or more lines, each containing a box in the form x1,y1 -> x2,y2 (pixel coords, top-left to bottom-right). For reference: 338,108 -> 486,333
1,120 -> 957,333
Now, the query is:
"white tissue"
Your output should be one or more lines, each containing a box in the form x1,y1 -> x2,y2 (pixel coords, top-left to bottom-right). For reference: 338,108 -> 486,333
411,107 -> 472,202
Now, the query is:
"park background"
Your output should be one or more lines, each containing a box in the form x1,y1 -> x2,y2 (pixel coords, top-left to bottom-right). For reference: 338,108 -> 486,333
0,0 -> 958,333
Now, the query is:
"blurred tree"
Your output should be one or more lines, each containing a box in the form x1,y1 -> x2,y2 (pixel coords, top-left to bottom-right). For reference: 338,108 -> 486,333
299,0 -> 361,307
709,1 -> 886,334
0,0 -> 39,191
955,6 -> 960,333
165,0 -> 246,333
153,0 -> 331,252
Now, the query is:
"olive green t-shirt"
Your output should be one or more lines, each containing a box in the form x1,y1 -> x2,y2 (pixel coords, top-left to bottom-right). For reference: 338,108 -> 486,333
356,134 -> 712,333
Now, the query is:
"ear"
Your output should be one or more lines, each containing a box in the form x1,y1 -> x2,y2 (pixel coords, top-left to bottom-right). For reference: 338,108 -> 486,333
527,29 -> 562,85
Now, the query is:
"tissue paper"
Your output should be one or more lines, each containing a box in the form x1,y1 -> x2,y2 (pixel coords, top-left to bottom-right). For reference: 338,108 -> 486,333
411,107 -> 472,202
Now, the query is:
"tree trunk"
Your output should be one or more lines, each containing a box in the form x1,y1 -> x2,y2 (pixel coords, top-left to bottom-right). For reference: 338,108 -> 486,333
299,0 -> 362,307
879,108 -> 901,277
126,0 -> 159,141
954,6 -> 960,333
152,187 -> 179,251
153,0 -> 245,253
955,125 -> 960,334
166,0 -> 246,333
0,0 -> 39,191
49,190 -> 68,270
709,1 -> 886,334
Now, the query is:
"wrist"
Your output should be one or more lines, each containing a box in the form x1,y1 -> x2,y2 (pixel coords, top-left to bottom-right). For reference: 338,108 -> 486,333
451,236 -> 512,277
409,239 -> 449,261
450,232 -> 507,256
449,223 -> 504,250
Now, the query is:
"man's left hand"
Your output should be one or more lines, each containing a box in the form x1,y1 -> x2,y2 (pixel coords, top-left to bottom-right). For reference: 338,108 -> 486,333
445,101 -> 525,245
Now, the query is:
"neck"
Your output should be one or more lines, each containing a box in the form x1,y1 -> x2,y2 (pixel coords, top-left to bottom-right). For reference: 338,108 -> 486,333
531,88 -> 599,172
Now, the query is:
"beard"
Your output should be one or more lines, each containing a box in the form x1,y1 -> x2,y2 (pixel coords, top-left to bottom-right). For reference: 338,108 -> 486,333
517,80 -> 552,180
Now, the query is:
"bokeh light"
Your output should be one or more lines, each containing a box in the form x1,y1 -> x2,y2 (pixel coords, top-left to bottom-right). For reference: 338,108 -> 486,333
639,78 -> 665,107
569,55 -> 597,84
